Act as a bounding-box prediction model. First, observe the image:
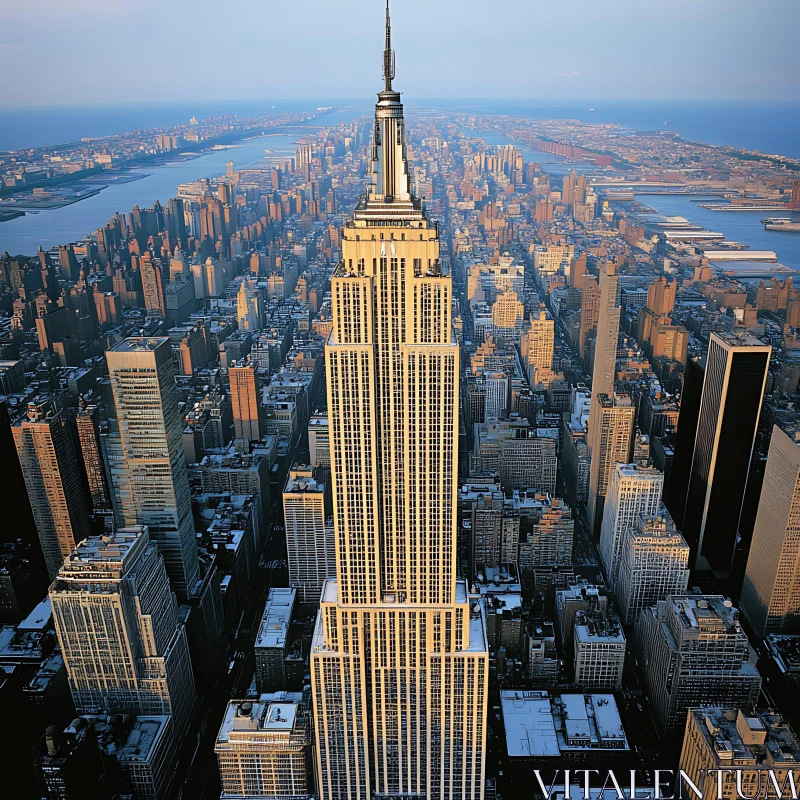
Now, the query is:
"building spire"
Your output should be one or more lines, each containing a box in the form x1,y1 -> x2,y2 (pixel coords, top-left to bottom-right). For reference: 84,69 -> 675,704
383,0 -> 395,92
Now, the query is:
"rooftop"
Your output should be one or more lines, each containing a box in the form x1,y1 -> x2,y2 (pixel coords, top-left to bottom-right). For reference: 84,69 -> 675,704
501,691 -> 628,757
667,595 -> 739,634
216,693 -> 304,743
118,716 -> 171,763
689,708 -> 800,766
107,336 -> 169,353
59,526 -> 148,574
18,597 -> 52,632
574,610 -> 625,644
285,466 -> 324,494
255,588 -> 296,650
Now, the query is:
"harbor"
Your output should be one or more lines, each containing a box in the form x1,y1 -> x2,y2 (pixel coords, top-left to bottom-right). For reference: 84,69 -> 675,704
631,193 -> 800,272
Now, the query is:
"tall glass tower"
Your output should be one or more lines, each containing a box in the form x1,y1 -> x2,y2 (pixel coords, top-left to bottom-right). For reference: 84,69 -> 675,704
310,6 -> 489,799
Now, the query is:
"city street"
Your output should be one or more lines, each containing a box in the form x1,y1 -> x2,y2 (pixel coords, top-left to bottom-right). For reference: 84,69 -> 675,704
173,519 -> 288,800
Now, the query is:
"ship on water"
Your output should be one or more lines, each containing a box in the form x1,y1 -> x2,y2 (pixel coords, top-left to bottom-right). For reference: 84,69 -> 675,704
762,217 -> 800,232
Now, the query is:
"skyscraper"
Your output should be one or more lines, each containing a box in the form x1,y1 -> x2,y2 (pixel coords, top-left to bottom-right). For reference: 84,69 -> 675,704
49,526 -> 196,738
671,332 -> 771,573
13,401 -> 92,578
615,509 -> 689,624
579,274 -> 600,360
74,402 -> 111,513
236,280 -> 262,332
740,426 -> 800,637
587,263 -> 621,532
106,337 -> 199,597
598,463 -> 663,586
283,465 -> 335,604
523,309 -> 554,388
588,392 -> 635,535
229,358 -> 265,453
310,8 -> 488,798
139,253 -> 167,318
0,402 -> 50,622
663,357 -> 704,530
634,596 -> 761,738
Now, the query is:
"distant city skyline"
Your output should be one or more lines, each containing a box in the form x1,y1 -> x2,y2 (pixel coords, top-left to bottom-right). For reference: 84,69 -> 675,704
1,0 -> 798,106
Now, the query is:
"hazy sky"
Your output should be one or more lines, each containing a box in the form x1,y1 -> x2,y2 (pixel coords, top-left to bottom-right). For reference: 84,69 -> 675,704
1,0 -> 798,107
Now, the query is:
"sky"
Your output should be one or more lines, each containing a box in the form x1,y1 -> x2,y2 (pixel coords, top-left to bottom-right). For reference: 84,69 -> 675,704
0,0 -> 798,107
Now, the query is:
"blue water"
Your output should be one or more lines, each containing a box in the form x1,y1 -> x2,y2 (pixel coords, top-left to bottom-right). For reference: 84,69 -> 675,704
464,128 -> 800,273
3,100 -> 798,159
0,101 -> 365,152
2,100 -> 798,260
632,196 -> 800,272
0,108 -> 362,256
416,99 -> 800,159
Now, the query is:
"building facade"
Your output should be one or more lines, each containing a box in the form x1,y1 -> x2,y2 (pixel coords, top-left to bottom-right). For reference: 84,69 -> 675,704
229,359 -> 265,453
615,510 -> 689,624
587,393 -> 636,536
741,426 -> 800,637
673,333 -> 771,573
283,467 -> 335,604
310,14 -> 489,799
680,708 -> 800,800
106,337 -> 199,598
598,463 -> 663,587
13,402 -> 91,579
215,693 -> 312,799
523,309 -> 555,388
573,610 -> 626,690
634,596 -> 761,738
49,527 -> 195,739
587,262 -> 621,533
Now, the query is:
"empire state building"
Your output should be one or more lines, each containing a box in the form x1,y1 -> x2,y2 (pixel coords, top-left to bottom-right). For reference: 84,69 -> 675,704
310,5 -> 489,799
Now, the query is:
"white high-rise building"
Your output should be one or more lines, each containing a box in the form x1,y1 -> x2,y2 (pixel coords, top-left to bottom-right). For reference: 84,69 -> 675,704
49,526 -> 195,738
310,9 -> 489,799
484,371 -> 509,422
741,425 -> 800,637
615,509 -> 690,624
598,463 -> 663,586
284,466 -> 335,604
308,411 -> 330,468
573,609 -> 626,690
523,309 -> 555,388
588,391 -> 635,535
106,337 -> 199,598
236,279 -> 262,332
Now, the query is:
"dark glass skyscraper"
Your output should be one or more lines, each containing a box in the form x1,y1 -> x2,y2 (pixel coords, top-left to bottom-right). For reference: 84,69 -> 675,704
670,332 -> 771,574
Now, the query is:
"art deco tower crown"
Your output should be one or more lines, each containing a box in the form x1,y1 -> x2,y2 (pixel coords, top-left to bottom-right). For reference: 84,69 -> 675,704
363,0 -> 418,216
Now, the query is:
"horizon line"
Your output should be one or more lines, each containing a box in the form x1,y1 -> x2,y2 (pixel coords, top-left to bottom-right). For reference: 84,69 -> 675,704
1,96 -> 800,111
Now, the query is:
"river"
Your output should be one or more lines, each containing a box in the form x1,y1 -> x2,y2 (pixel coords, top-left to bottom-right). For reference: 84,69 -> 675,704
464,128 -> 800,272
0,108 -> 363,257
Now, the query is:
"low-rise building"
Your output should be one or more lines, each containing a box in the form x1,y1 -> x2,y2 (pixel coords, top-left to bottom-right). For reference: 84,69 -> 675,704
215,693 -> 312,799
573,609 -> 626,690
680,708 -> 800,800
